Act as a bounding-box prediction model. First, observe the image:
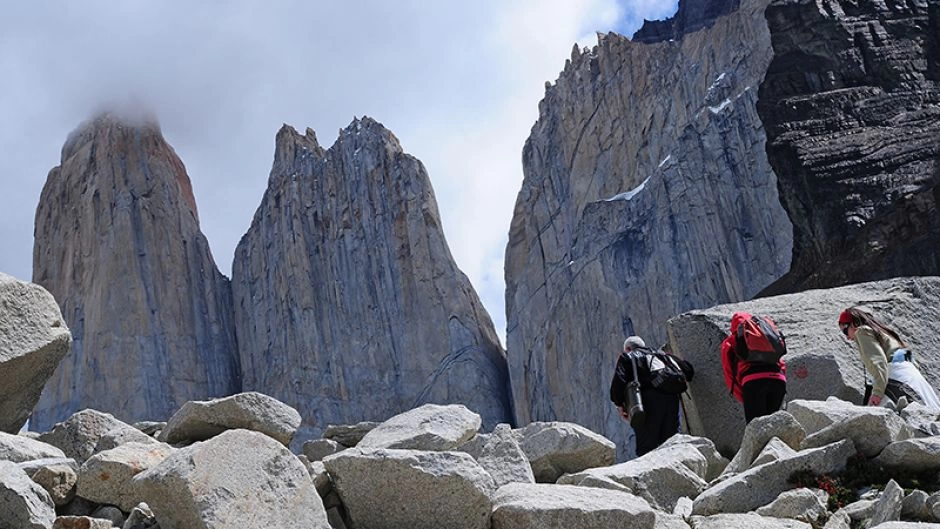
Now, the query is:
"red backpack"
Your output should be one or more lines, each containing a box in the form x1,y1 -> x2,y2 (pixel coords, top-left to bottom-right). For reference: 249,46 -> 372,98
722,312 -> 787,400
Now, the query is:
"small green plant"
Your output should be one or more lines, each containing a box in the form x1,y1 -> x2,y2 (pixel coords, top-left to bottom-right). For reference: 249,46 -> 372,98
788,453 -> 940,512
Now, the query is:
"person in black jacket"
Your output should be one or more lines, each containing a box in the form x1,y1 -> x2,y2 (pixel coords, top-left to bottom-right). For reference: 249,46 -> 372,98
610,335 -> 694,457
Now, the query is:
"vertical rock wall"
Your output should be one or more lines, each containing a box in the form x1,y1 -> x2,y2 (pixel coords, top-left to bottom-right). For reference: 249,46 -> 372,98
505,0 -> 792,459
758,0 -> 940,295
32,114 -> 240,429
231,119 -> 513,444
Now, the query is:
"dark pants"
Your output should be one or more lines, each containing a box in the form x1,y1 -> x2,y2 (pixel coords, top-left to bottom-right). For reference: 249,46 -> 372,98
863,380 -> 915,405
633,389 -> 681,456
742,378 -> 786,423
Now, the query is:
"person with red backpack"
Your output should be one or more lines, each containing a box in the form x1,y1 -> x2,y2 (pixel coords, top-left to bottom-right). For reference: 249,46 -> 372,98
721,312 -> 787,423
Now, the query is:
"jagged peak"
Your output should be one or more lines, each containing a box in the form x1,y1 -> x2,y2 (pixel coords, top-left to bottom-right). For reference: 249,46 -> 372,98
632,0 -> 740,44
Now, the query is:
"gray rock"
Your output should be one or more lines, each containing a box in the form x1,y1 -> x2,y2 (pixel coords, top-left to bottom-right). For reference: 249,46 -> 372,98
755,488 -> 828,522
659,435 -> 729,481
842,499 -> 877,523
656,512 -> 692,529
31,463 -> 77,506
751,437 -> 798,467
31,114 -> 239,431
558,442 -> 708,511
669,278 -> 940,455
52,517 -> 112,529
690,513 -> 812,528
322,422 -> 379,447
870,480 -> 905,527
928,492 -> 940,521
78,441 -> 174,512
491,483 -> 656,529
823,510 -> 851,529
231,119 -> 512,444
89,506 -> 124,527
758,0 -> 940,295
875,437 -> 940,471
869,522 -> 940,529
357,403 -> 481,451
122,503 -> 157,529
802,409 -> 913,457
512,421 -> 615,482
135,429 -> 328,529
673,496 -> 694,517
17,457 -> 78,478
303,438 -> 345,462
455,431 -> 490,460
899,403 -> 940,437
159,391 -> 301,446
476,424 -> 534,487
692,439 -> 856,515
0,431 -> 67,463
132,422 -> 165,438
38,409 -> 140,464
0,460 -> 55,529
901,490 -> 930,521
506,0 -> 791,462
0,272 -> 71,434
722,411 -> 804,476
95,426 -> 159,453
323,447 -> 495,529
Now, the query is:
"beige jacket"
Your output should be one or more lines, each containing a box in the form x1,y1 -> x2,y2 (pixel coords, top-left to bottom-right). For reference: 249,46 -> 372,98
854,325 -> 903,398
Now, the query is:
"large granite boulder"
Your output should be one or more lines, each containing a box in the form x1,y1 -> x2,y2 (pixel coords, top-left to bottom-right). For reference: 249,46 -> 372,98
505,0 -> 791,461
667,277 -> 940,454
77,441 -> 174,511
231,119 -> 512,445
323,447 -> 496,529
511,422 -> 615,482
757,0 -> 940,295
692,440 -> 856,515
0,432 -> 66,463
159,391 -> 301,446
691,513 -> 811,528
30,462 -> 77,506
558,442 -> 708,511
0,460 -> 55,529
31,113 -> 240,430
356,403 -> 480,451
0,272 -> 71,433
722,411 -> 804,475
475,424 -> 535,487
491,483 -> 656,529
801,408 -> 912,457
755,488 -> 829,523
38,409 -> 142,464
874,437 -> 940,471
134,429 -> 328,529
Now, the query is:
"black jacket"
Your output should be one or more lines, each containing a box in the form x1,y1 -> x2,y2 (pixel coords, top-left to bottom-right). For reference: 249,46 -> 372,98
609,347 -> 694,406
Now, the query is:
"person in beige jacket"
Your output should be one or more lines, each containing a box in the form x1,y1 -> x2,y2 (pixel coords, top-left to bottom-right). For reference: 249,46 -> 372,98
839,307 -> 940,410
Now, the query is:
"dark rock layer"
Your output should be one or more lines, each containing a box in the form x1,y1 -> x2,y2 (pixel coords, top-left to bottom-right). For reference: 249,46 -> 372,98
633,0 -> 742,43
758,0 -> 940,295
231,118 -> 513,445
32,114 -> 240,430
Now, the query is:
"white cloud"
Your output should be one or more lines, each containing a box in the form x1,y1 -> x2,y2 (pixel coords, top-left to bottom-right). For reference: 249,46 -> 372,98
0,0 -> 677,344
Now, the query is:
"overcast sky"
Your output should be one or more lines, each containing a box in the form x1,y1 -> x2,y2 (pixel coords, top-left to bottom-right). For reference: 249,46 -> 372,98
0,1 -> 678,342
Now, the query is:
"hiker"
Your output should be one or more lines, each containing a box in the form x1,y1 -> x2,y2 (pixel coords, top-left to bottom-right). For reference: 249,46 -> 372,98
610,335 -> 694,456
721,312 -> 787,423
838,307 -> 940,410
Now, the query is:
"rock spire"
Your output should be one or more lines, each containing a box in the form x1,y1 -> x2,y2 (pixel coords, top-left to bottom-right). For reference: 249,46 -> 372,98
231,117 -> 513,445
32,113 -> 240,430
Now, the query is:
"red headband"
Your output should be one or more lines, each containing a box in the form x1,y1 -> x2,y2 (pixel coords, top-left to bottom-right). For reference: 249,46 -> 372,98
838,310 -> 852,325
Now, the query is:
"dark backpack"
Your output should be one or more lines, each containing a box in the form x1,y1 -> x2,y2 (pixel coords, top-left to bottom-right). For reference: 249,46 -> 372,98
645,349 -> 693,394
735,315 -> 787,365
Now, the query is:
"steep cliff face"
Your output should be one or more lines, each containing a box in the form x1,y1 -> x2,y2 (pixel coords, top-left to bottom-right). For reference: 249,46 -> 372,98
232,118 -> 512,443
32,114 -> 240,430
758,0 -> 940,295
505,0 -> 792,458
